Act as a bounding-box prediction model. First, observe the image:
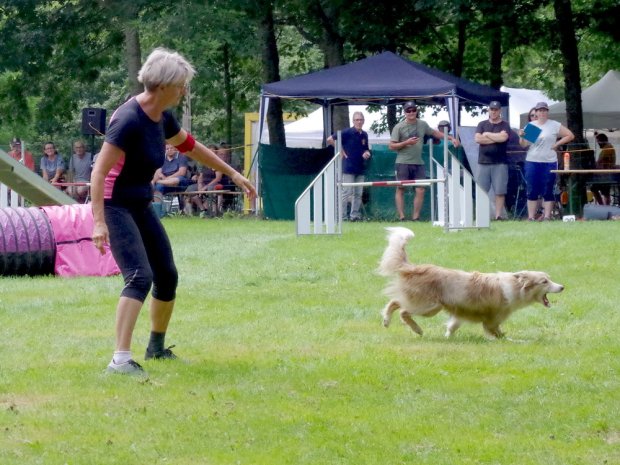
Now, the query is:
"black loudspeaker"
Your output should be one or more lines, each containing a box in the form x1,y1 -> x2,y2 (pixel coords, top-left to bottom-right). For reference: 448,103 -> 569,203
81,107 -> 107,135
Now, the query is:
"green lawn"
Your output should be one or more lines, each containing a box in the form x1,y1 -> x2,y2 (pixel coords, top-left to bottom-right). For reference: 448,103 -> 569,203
1,218 -> 618,465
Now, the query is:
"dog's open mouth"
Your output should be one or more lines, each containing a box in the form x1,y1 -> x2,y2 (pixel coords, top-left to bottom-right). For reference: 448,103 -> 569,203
542,294 -> 550,307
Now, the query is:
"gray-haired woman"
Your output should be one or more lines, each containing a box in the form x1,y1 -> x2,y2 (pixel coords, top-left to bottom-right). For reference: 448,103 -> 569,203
91,48 -> 256,377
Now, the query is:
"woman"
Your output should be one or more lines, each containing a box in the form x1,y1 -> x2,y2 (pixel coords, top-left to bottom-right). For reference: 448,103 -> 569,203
527,108 -> 537,122
519,102 -> 574,221
91,48 -> 256,376
40,142 -> 65,184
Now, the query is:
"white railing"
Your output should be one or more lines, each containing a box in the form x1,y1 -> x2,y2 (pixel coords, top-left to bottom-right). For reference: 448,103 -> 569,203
295,150 -> 342,235
295,141 -> 490,235
0,184 -> 24,208
430,146 -> 490,230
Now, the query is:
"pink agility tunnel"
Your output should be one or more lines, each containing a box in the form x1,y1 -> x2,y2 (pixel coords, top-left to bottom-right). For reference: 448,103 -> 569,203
0,204 -> 119,277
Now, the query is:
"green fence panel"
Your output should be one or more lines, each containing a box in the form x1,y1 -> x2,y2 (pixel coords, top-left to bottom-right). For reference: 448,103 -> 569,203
259,143 -> 334,220
258,142 -> 465,221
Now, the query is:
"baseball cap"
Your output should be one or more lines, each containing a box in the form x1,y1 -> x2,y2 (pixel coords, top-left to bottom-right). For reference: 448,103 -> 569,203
488,101 -> 501,109
534,101 -> 549,110
11,137 -> 21,145
438,120 -> 450,128
403,101 -> 417,111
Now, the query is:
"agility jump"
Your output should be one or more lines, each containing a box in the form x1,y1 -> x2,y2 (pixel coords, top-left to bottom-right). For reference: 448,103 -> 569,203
295,149 -> 490,235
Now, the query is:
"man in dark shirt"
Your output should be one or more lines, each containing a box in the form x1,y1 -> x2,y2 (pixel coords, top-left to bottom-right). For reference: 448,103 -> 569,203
475,101 -> 511,220
327,111 -> 371,221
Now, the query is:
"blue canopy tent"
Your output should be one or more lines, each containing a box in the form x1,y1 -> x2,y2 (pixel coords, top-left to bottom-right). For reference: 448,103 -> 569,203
255,51 -> 510,219
260,51 -> 510,138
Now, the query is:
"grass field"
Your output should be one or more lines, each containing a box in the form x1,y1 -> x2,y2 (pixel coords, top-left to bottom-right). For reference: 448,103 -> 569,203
1,217 -> 619,465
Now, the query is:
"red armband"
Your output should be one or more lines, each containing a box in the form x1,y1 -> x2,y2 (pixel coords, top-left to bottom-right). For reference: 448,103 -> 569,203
175,133 -> 196,153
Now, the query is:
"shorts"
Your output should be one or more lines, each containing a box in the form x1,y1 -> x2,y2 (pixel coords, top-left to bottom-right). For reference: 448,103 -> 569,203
477,164 -> 508,195
524,161 -> 557,201
395,163 -> 426,184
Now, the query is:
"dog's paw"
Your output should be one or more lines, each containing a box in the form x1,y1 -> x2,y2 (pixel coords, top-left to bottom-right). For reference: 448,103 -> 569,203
382,316 -> 391,328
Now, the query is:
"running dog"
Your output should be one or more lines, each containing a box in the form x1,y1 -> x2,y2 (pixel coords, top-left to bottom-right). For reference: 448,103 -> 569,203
378,227 -> 564,338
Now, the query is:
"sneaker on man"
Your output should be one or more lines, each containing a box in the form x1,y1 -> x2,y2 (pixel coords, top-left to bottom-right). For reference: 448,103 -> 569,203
105,359 -> 148,378
145,345 -> 178,361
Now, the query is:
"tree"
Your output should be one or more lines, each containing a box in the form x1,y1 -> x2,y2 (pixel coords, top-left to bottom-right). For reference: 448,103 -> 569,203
554,0 -> 584,143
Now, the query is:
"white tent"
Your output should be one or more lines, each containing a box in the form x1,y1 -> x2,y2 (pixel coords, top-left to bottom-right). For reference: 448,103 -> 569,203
536,70 -> 620,129
279,105 -> 483,149
278,88 -> 555,148
282,106 -> 389,148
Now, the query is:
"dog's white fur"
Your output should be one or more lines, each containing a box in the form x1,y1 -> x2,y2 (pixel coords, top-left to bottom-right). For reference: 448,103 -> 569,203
379,227 -> 564,338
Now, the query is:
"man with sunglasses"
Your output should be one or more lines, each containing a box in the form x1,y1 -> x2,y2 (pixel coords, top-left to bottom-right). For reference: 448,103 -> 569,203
327,111 -> 371,221
389,101 -> 458,221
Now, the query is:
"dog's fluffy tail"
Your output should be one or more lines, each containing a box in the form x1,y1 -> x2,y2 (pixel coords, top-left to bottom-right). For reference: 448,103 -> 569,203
378,227 -> 414,276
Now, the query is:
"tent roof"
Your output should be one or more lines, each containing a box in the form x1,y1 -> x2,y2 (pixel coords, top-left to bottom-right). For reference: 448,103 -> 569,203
546,70 -> 620,129
262,51 -> 509,107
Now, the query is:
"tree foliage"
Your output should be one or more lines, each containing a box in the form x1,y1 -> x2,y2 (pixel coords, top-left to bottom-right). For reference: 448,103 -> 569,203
0,0 -> 618,152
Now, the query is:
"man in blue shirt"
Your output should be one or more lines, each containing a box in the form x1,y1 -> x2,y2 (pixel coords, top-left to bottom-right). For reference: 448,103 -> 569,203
152,144 -> 191,198
327,111 -> 371,221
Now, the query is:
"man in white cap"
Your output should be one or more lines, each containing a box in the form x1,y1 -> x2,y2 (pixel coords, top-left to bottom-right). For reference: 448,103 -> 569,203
474,100 -> 511,220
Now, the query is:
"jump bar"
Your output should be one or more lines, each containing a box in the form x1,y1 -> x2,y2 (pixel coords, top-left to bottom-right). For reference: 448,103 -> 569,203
340,178 -> 444,187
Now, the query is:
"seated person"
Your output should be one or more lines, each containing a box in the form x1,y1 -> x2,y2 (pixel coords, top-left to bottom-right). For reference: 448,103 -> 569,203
40,142 -> 66,185
186,165 -> 225,216
591,132 -> 617,205
152,144 -> 191,204
8,137 -> 35,171
66,140 -> 93,203
182,143 -> 228,216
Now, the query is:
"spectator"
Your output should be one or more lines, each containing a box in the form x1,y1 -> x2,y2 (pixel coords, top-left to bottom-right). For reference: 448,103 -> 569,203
527,108 -> 537,122
40,142 -> 65,184
429,120 -> 460,166
67,140 -> 93,203
152,144 -> 191,203
519,102 -> 574,221
591,132 -> 617,205
327,111 -> 371,221
389,101 -> 459,221
186,144 -> 225,216
474,101 -> 511,220
7,137 -> 35,171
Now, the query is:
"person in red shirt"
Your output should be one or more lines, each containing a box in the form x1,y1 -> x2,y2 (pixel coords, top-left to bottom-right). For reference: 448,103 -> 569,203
8,137 -> 35,171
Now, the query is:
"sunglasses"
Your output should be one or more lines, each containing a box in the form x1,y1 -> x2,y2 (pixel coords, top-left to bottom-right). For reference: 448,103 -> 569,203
353,118 -> 364,122
405,108 -> 417,113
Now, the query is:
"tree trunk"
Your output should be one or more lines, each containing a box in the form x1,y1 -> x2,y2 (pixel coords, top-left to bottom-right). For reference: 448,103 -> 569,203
222,42 -> 233,145
257,0 -> 286,146
123,29 -> 142,97
554,0 -> 584,143
453,6 -> 468,78
489,25 -> 503,89
315,1 -> 348,132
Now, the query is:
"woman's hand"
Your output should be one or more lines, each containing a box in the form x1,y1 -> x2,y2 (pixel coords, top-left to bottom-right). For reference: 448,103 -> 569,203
92,221 -> 110,256
231,172 -> 257,200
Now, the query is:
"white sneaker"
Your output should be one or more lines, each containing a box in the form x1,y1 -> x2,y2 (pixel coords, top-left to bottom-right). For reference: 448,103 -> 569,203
105,359 -> 148,378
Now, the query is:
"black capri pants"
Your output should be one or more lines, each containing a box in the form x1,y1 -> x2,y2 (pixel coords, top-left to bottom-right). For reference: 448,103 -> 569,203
105,201 -> 178,303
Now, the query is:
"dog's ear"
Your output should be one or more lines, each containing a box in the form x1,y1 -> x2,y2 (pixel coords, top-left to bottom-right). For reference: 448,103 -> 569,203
514,271 -> 548,290
513,272 -> 533,289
